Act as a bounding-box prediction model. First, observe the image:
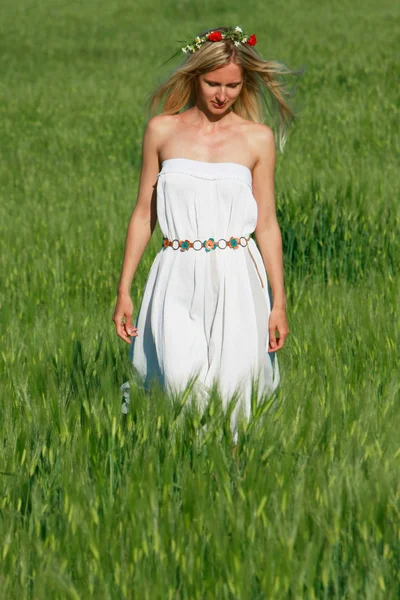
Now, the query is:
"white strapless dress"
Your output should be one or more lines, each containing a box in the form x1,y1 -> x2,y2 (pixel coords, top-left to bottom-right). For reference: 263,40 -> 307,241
129,158 -> 279,436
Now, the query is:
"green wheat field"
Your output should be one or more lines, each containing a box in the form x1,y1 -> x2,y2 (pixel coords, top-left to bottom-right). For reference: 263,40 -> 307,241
1,0 -> 399,597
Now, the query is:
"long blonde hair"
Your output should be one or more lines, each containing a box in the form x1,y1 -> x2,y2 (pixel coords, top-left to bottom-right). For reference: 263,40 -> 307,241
146,26 -> 304,153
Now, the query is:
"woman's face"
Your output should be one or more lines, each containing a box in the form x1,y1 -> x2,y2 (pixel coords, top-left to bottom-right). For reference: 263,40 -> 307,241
196,61 -> 243,114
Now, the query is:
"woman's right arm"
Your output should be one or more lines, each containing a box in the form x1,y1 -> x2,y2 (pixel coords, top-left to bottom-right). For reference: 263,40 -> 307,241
112,116 -> 163,343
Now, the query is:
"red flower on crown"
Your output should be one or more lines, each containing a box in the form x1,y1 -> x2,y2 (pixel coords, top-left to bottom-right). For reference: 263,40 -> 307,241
247,34 -> 257,46
207,31 -> 223,42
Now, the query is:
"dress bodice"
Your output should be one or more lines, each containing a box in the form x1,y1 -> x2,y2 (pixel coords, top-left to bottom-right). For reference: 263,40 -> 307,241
156,158 -> 258,241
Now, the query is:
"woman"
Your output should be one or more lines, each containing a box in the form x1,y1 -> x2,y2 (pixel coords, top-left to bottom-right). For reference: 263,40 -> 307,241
113,26 -> 299,439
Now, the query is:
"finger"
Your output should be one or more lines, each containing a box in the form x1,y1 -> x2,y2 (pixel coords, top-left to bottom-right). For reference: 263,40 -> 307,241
274,331 -> 289,351
124,315 -> 137,337
115,322 -> 131,343
113,309 -> 138,338
115,317 -> 137,342
274,336 -> 285,351
268,341 -> 279,352
126,327 -> 138,337
269,327 -> 278,350
118,330 -> 134,343
123,324 -> 138,338
268,337 -> 282,352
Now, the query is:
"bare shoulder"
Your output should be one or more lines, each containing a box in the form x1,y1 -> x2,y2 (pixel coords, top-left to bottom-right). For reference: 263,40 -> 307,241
145,114 -> 179,136
146,113 -> 176,129
233,114 -> 273,138
252,122 -> 275,143
247,123 -> 276,170
144,114 -> 180,152
246,122 -> 275,153
232,116 -> 275,167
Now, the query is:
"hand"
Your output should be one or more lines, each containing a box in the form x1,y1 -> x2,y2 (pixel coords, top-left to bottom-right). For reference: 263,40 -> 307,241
112,293 -> 138,344
268,307 -> 289,352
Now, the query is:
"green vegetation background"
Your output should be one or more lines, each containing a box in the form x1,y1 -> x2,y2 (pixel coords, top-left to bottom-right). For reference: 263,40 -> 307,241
0,0 -> 399,597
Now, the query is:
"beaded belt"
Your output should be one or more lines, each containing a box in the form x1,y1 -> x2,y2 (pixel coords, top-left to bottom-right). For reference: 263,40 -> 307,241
162,235 -> 251,252
161,233 -> 265,288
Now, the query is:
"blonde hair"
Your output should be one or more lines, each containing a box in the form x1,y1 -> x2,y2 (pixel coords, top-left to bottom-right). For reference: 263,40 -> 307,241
146,26 -> 304,153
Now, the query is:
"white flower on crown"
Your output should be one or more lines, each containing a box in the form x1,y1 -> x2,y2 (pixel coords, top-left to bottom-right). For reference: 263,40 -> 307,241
195,37 -> 201,43
234,41 -> 240,47
182,47 -> 187,53
235,26 -> 243,32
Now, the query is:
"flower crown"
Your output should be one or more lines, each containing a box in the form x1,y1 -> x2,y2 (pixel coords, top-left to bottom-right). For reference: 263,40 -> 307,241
181,26 -> 257,55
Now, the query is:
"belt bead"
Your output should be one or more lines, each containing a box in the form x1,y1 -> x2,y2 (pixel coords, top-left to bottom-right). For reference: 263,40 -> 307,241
162,235 -> 251,252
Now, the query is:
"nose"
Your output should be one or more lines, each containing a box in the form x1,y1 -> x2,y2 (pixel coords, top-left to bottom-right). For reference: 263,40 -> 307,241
216,87 -> 227,102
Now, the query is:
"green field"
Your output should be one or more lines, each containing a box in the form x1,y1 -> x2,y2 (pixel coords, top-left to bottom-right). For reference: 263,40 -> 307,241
1,0 -> 399,597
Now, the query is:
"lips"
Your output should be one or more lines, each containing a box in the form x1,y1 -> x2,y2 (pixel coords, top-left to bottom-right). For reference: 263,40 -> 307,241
213,102 -> 226,108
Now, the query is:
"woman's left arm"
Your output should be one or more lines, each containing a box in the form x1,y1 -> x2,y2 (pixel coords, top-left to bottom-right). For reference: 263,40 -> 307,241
251,125 -> 290,352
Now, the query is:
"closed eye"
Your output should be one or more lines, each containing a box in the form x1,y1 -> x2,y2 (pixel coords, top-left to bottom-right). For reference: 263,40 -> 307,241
207,82 -> 240,88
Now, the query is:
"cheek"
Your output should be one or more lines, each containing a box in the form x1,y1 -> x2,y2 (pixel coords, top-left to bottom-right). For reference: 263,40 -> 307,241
230,87 -> 242,99
200,85 -> 214,98
228,91 -> 237,99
